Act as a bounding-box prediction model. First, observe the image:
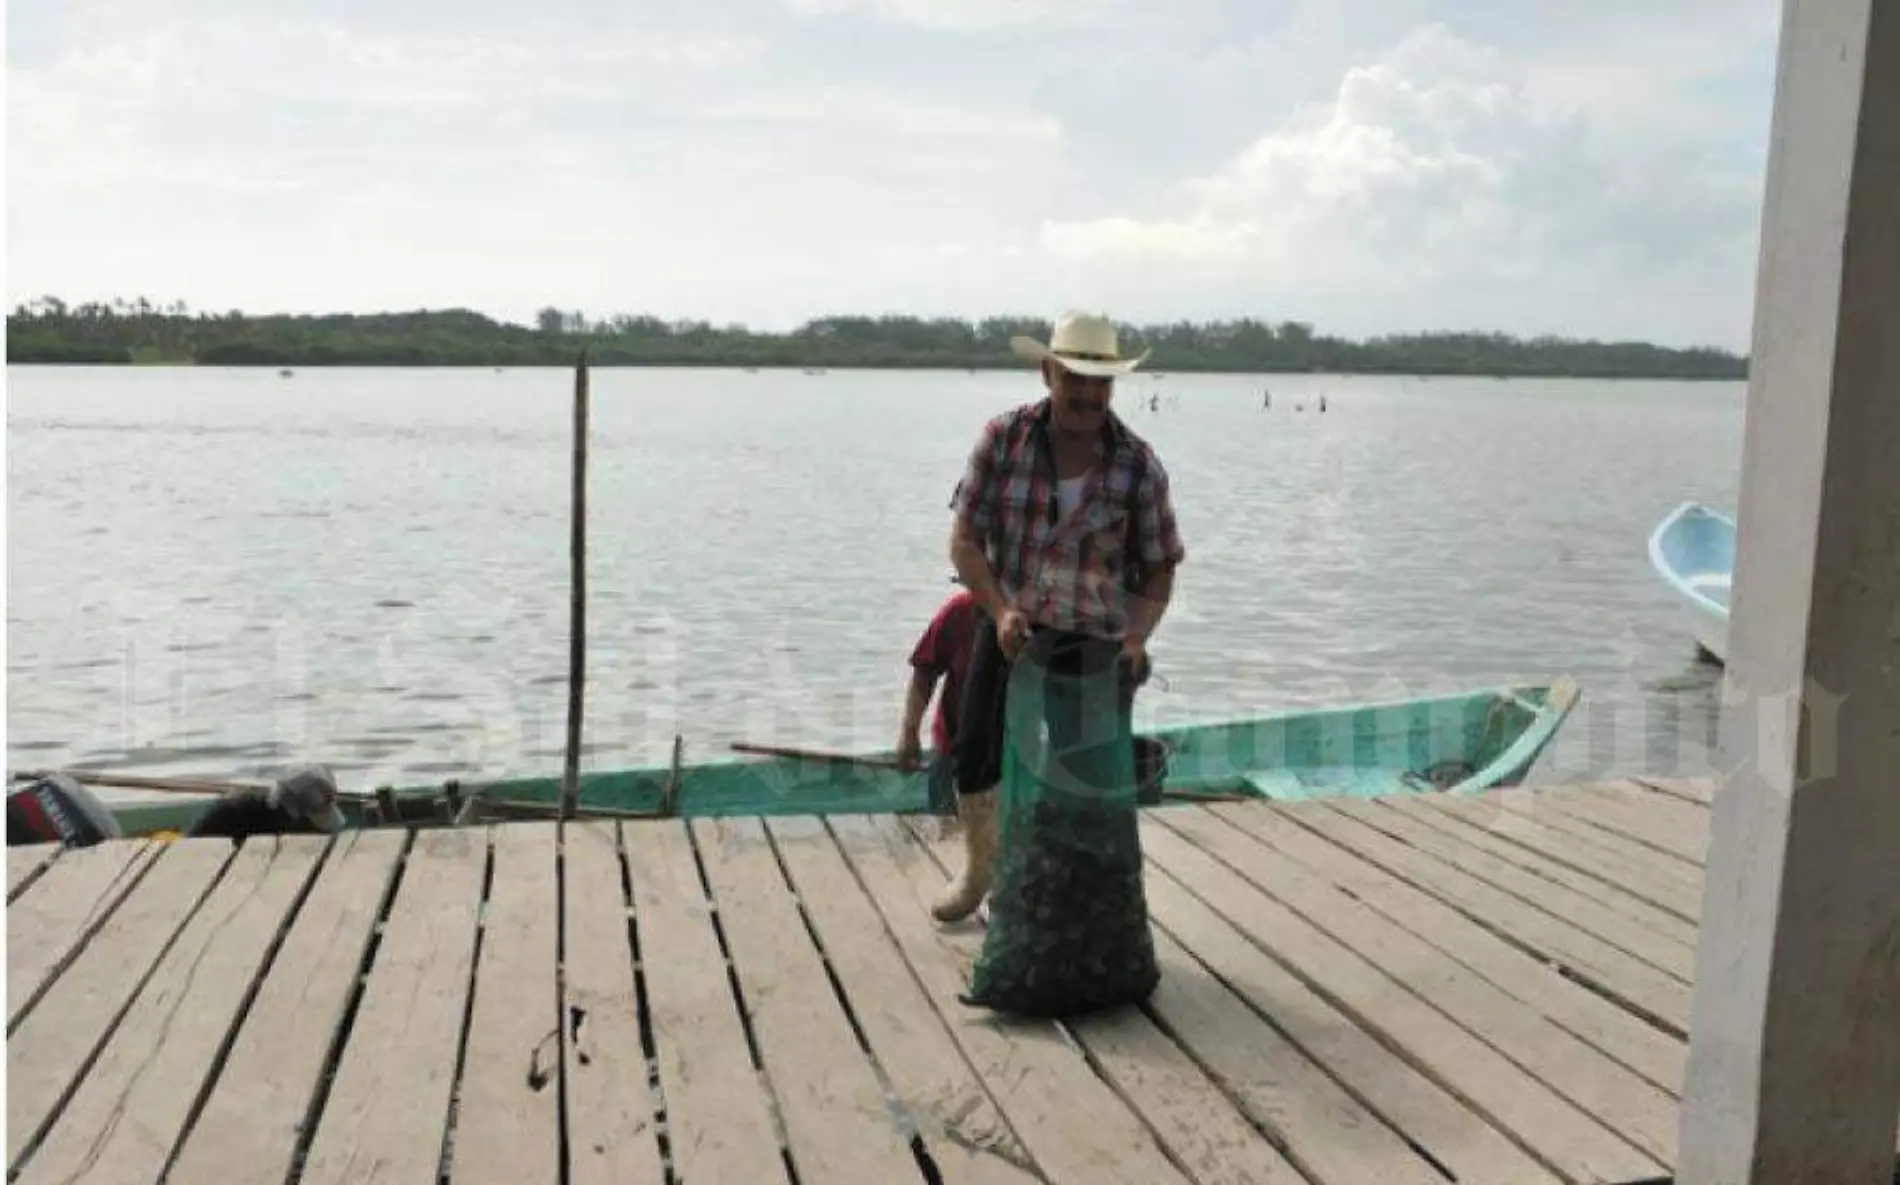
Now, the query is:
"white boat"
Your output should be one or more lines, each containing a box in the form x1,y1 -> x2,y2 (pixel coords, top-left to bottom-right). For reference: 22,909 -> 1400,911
1648,501 -> 1736,663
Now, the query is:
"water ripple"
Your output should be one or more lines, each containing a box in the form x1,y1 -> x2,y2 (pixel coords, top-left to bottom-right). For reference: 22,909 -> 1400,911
7,365 -> 1745,788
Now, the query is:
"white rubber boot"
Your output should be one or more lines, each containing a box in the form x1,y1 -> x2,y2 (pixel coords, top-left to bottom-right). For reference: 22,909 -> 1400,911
931,787 -> 1000,923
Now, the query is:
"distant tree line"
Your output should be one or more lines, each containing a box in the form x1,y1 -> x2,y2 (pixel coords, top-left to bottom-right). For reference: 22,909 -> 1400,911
5,297 -> 1748,379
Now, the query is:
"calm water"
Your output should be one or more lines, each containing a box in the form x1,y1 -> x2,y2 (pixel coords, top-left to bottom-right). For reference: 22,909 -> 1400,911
7,366 -> 1745,794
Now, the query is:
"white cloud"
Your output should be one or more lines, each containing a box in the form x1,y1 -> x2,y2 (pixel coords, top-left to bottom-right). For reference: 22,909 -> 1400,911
782,0 -> 1133,31
700,86 -> 1061,144
7,0 -> 1777,345
1037,23 -> 1767,346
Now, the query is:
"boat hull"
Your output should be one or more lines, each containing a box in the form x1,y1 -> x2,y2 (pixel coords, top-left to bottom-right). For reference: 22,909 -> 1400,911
1649,501 -> 1735,664
74,680 -> 1582,838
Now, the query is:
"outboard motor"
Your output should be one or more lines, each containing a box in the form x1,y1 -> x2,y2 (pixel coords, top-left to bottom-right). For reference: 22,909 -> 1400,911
7,773 -> 124,848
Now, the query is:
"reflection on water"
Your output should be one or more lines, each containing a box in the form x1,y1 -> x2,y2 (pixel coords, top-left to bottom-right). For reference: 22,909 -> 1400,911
8,365 -> 1743,794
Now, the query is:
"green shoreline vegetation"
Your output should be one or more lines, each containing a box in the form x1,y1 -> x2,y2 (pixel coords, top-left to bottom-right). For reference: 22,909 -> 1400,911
6,298 -> 1747,379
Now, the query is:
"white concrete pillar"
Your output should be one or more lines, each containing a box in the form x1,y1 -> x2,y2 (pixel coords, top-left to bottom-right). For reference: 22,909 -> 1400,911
1677,1 -> 1900,1182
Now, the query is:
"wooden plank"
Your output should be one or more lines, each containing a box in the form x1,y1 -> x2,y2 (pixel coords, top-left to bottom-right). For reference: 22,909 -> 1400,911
1421,793 -> 1705,923
298,827 -> 488,1185
1343,799 -> 1697,983
14,836 -> 328,1185
1209,802 -> 1688,1097
7,840 -> 153,1024
830,813 -> 1194,1185
1596,778 -> 1715,838
167,830 -> 407,1185
1631,776 -> 1714,807
1282,801 -> 1694,1034
766,816 -> 1039,1185
692,816 -> 924,1182
1158,808 -> 1681,1163
1474,788 -> 1705,890
1062,1003 -> 1308,1185
1382,796 -> 1701,948
1138,855 -> 1560,1185
450,824 -> 560,1185
620,819 -> 789,1185
562,821 -> 665,1185
902,819 -> 1308,1185
8,844 -> 60,899
1143,814 -> 1666,1183
5,838 -> 233,1167
1538,783 -> 1709,866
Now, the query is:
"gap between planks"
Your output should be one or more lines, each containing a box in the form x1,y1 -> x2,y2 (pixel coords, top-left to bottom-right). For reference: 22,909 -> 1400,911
1278,799 -> 1696,1038
1139,808 -> 1667,1184
14,836 -> 333,1185
908,812 -> 1503,1185
7,839 -> 160,1031
1203,800 -> 1690,1099
896,815 -> 1321,1185
7,838 -> 237,1172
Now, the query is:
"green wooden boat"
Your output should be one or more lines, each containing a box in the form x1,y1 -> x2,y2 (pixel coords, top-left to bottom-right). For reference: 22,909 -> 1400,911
74,679 -> 1578,838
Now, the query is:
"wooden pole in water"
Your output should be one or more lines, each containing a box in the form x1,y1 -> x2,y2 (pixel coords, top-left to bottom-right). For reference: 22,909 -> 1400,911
561,349 -> 590,822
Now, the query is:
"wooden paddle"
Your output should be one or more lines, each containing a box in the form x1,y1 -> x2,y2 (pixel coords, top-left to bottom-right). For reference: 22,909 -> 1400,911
729,741 -> 907,769
9,767 -> 379,806
10,768 -> 259,796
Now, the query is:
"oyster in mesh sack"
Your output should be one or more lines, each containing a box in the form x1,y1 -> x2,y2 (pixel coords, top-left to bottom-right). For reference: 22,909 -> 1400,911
959,632 -> 1160,1017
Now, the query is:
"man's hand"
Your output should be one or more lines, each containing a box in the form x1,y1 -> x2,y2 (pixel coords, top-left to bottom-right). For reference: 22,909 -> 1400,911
1119,634 -> 1150,683
895,730 -> 923,774
995,607 -> 1031,660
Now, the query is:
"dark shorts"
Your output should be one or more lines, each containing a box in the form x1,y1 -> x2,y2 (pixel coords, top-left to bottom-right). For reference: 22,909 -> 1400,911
951,613 -> 1147,796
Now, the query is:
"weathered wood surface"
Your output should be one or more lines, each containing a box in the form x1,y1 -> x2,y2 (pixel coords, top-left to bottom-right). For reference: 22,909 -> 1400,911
6,838 -> 232,1169
1155,806 -> 1677,1173
1143,814 -> 1664,1184
1292,798 -> 1696,1034
620,816 -> 789,1184
902,819 -> 1357,1185
693,816 -> 922,1182
7,839 -> 153,1024
8,778 -> 1801,1185
1209,800 -> 1688,1097
8,843 -> 61,898
769,815 -> 1039,1184
450,823 -> 562,1185
15,837 -> 327,1185
839,813 -> 1196,1185
1338,797 -> 1699,981
1421,791 -> 1706,922
167,830 -> 406,1185
561,821 -> 666,1185
297,827 -> 488,1185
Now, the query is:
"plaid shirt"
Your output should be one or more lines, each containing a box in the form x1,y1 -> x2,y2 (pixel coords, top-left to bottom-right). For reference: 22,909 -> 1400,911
952,399 -> 1185,639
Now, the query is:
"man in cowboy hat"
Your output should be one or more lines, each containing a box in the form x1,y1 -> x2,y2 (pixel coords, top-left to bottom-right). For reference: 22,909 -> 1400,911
932,310 -> 1185,922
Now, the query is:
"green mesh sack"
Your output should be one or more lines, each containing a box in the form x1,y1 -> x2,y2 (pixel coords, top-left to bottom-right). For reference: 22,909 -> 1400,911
959,632 -> 1161,1017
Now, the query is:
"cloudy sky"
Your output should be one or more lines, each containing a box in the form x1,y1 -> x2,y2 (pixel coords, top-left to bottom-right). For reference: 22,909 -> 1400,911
9,0 -> 1781,348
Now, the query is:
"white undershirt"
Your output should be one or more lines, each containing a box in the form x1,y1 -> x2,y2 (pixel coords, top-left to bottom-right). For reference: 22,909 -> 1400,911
1056,475 -> 1087,522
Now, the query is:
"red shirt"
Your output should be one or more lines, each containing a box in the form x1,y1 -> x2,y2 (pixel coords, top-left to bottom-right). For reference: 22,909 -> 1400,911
909,590 -> 979,755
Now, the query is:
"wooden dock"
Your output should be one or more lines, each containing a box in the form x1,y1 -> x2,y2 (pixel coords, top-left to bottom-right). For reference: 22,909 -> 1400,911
6,777 -> 1737,1184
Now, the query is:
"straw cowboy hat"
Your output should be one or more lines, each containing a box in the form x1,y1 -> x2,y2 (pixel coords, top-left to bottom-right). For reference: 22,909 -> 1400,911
1010,311 -> 1151,377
